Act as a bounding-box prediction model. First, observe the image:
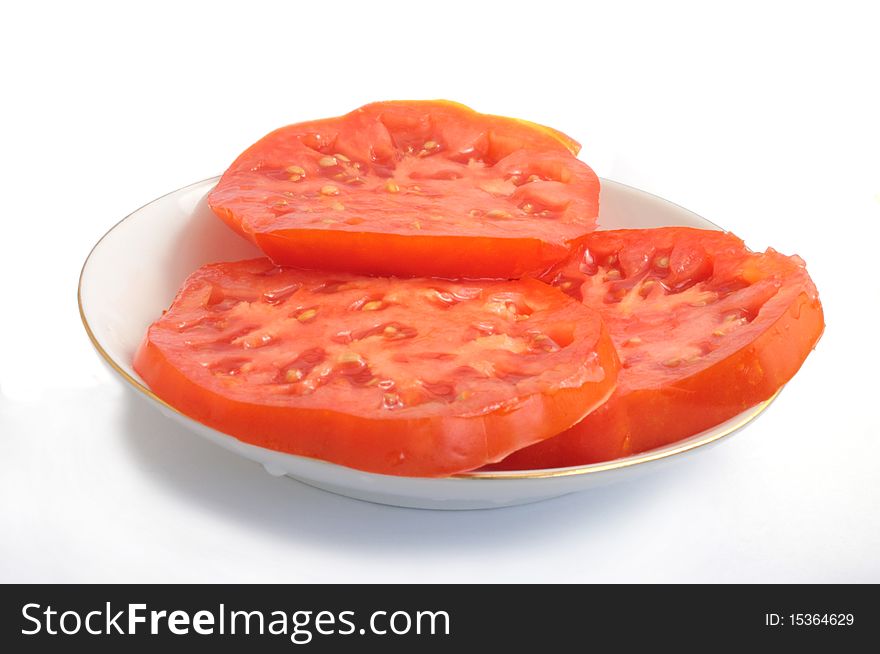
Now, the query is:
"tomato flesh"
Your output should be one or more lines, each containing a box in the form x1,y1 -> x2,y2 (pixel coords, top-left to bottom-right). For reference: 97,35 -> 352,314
133,259 -> 618,476
208,100 -> 600,278
487,227 -> 824,470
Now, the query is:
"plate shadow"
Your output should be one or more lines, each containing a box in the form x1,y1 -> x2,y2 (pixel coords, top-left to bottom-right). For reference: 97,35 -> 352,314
122,390 -> 689,556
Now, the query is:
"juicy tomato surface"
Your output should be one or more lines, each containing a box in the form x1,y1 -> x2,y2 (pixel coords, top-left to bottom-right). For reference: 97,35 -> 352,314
487,227 -> 824,470
208,100 -> 600,279
133,259 -> 618,477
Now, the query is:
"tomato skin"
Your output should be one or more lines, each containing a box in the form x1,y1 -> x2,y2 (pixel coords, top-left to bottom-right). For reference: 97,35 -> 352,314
615,288 -> 823,454
208,100 -> 599,279
495,290 -> 824,469
250,229 -> 571,280
367,99 -> 583,156
133,260 -> 619,477
136,338 -> 616,476
487,228 -> 825,470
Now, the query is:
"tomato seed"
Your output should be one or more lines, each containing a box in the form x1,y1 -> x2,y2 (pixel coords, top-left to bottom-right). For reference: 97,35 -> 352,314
337,352 -> 366,370
285,369 -> 304,382
262,283 -> 300,304
431,290 -> 456,306
531,334 -> 560,352
383,392 -> 403,409
486,209 -> 512,219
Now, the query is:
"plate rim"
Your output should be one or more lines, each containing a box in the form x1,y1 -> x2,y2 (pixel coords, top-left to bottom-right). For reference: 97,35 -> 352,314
78,175 -> 778,482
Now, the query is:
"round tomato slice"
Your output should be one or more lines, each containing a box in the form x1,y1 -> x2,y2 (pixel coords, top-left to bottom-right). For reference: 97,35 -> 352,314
133,259 -> 618,477
487,227 -> 824,470
208,100 -> 600,279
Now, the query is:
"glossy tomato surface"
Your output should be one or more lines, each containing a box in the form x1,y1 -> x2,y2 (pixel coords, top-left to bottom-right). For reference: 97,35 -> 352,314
488,227 -> 824,470
208,101 -> 600,279
133,259 -> 618,476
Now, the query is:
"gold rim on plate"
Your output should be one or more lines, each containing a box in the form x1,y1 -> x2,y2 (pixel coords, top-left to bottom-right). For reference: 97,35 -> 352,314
77,177 -> 780,481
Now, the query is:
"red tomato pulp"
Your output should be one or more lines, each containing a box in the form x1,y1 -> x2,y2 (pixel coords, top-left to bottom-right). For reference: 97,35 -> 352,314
208,101 -> 600,279
488,228 -> 824,469
134,259 -> 619,476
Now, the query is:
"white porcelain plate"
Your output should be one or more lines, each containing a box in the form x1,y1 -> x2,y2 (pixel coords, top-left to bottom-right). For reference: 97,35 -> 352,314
79,177 -> 777,510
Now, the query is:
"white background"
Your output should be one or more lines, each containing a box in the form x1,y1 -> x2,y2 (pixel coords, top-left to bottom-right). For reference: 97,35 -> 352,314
1,0 -> 878,582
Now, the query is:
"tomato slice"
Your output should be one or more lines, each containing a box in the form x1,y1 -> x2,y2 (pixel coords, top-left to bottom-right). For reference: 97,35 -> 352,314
208,100 -> 600,279
133,259 -> 618,476
487,227 -> 824,470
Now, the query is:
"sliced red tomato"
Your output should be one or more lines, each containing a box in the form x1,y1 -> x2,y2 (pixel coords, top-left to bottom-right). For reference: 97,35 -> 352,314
208,100 -> 600,279
487,227 -> 824,470
133,259 -> 618,477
